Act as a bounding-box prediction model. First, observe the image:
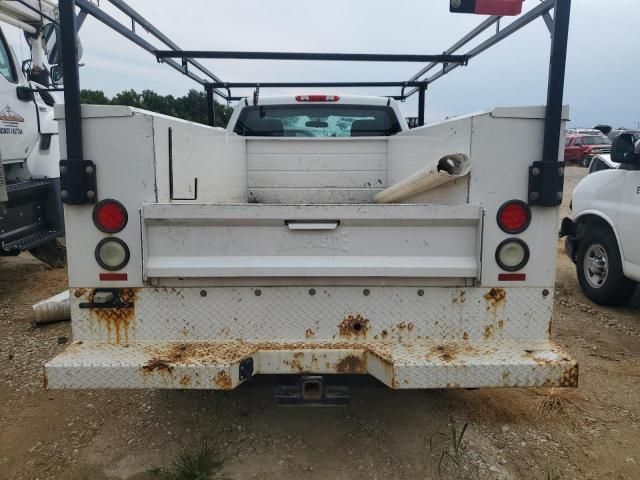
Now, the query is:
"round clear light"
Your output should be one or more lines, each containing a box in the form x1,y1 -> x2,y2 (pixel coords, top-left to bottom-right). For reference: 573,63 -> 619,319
96,238 -> 129,270
496,239 -> 529,272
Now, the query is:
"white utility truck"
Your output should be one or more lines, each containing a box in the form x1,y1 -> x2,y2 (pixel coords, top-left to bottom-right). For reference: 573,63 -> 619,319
45,0 -> 578,401
0,0 -> 67,267
561,133 -> 640,306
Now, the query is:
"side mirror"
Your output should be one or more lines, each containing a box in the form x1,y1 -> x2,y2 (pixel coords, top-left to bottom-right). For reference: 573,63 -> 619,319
50,65 -> 63,84
611,133 -> 639,164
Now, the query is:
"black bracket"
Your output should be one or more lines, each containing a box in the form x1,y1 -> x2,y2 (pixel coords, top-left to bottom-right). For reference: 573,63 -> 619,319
239,357 -> 254,381
168,128 -> 198,201
59,159 -> 97,205
528,161 -> 564,207
78,289 -> 133,309
252,85 -> 260,106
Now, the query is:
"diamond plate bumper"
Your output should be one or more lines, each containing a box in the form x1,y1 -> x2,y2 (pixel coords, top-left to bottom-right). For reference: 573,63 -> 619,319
45,340 -> 578,390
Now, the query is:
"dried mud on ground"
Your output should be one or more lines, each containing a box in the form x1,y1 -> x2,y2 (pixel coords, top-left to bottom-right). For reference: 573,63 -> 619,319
1,167 -> 639,480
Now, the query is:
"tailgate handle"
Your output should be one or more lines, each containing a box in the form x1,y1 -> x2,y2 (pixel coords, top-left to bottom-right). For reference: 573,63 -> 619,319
285,220 -> 340,231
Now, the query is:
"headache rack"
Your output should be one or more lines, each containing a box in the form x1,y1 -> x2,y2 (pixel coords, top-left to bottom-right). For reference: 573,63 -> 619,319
56,0 -> 570,207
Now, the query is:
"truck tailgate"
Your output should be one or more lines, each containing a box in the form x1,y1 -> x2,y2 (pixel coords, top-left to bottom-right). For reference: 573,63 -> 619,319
142,203 -> 483,280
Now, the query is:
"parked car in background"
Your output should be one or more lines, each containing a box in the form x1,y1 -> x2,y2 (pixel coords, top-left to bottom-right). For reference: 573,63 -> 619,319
564,134 -> 612,166
561,133 -> 640,305
607,128 -> 640,141
567,128 -> 609,139
588,154 -> 620,174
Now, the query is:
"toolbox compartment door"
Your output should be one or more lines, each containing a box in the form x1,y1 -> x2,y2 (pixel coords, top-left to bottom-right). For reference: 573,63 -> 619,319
142,203 -> 483,279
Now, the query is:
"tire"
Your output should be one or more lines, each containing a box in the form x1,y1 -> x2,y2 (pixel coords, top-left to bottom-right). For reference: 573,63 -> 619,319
29,238 -> 67,269
576,228 -> 636,306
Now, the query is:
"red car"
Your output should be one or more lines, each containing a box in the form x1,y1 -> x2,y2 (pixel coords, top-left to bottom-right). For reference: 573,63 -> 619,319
564,134 -> 611,166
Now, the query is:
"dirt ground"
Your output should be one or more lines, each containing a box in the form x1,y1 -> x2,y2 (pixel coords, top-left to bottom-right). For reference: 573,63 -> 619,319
1,166 -> 639,480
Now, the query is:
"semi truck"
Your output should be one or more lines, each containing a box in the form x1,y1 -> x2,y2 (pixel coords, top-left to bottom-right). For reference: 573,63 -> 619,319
0,0 -> 68,267
45,0 -> 578,401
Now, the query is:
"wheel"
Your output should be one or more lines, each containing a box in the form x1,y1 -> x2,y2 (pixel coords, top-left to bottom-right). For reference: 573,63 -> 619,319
29,238 -> 67,268
576,228 -> 636,305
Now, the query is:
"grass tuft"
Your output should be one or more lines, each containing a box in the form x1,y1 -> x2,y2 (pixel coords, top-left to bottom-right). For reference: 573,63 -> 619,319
534,388 -> 582,427
430,412 -> 471,479
163,440 -> 223,480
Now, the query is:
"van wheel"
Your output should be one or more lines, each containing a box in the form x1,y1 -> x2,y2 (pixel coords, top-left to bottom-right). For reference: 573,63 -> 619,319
29,238 -> 67,268
576,229 -> 636,305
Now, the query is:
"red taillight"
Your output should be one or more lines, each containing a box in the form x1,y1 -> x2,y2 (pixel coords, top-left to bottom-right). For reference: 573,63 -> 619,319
476,0 -> 523,15
295,95 -> 340,102
93,199 -> 128,233
497,200 -> 531,234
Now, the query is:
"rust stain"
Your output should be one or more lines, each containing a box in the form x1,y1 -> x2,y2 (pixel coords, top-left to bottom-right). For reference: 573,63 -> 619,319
214,371 -> 232,389
425,343 -> 480,362
407,323 -> 414,332
305,328 -> 315,339
547,319 -> 553,338
429,344 -> 458,362
142,358 -> 173,374
452,290 -> 466,305
73,288 -> 88,298
179,376 -> 192,386
558,364 -> 579,387
484,288 -> 506,313
338,315 -> 369,338
396,322 -> 407,330
335,355 -> 366,374
498,320 -> 504,330
287,352 -> 305,373
462,332 -> 469,341
483,325 -> 494,339
89,288 -> 139,344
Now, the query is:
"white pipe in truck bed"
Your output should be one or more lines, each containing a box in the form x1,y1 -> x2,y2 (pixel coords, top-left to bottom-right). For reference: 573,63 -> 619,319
374,154 -> 471,203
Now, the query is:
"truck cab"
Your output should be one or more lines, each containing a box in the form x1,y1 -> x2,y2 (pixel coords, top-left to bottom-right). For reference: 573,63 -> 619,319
561,133 -> 640,305
0,1 -> 66,267
227,95 -> 408,138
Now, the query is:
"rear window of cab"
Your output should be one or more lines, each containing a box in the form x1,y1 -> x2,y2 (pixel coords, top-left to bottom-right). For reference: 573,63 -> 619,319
233,104 -> 402,138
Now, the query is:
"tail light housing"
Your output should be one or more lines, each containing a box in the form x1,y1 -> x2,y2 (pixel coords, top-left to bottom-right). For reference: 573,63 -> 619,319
497,200 -> 531,234
495,238 -> 529,272
95,238 -> 130,271
295,95 -> 340,102
93,199 -> 128,233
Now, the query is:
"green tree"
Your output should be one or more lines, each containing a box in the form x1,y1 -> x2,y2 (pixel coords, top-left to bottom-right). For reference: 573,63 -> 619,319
79,89 -> 110,104
110,89 -> 142,108
78,88 -> 232,127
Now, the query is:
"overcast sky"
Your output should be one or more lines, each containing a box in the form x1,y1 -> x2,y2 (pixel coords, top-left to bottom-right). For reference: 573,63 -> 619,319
8,0 -> 640,127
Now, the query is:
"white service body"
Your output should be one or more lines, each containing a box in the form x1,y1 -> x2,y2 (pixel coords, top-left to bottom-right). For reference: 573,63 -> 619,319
46,98 -> 577,391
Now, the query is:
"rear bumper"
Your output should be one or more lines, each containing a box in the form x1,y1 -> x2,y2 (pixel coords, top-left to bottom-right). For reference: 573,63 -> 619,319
45,340 -> 578,390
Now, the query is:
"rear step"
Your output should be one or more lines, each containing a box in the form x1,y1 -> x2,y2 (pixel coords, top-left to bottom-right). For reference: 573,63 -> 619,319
1,178 -> 63,252
45,340 -> 578,390
2,229 -> 61,251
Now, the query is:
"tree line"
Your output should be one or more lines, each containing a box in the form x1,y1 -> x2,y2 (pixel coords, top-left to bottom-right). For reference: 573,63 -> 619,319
80,89 -> 233,127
